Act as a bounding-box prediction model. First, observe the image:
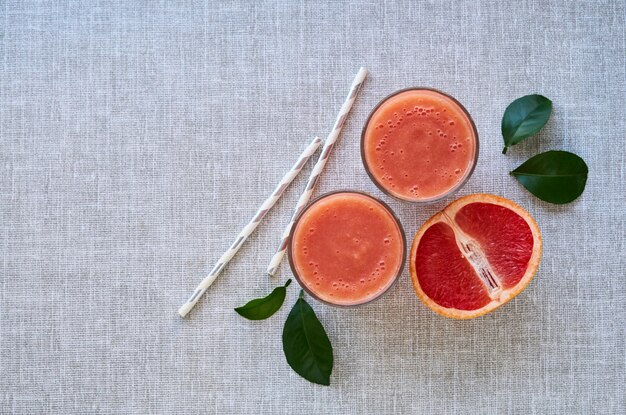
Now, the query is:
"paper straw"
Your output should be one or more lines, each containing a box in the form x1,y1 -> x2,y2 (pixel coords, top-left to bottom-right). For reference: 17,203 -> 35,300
178,136 -> 322,317
267,67 -> 368,276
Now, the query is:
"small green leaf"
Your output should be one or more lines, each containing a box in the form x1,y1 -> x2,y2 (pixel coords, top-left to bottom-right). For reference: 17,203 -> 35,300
282,290 -> 333,386
511,150 -> 588,204
502,94 -> 552,154
234,279 -> 291,320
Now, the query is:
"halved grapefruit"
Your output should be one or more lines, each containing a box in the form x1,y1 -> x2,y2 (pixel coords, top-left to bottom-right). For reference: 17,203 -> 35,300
410,194 -> 541,319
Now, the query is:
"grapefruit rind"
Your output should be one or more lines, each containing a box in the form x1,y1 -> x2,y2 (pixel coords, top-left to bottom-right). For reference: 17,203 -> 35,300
409,194 -> 542,319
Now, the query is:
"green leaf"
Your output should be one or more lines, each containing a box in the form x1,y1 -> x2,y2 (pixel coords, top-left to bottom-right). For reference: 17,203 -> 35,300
234,279 -> 291,320
502,94 -> 552,154
510,150 -> 588,204
282,290 -> 333,386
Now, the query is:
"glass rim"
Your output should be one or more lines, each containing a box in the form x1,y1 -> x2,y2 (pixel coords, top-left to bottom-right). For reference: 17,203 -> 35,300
287,190 -> 407,308
360,87 -> 480,204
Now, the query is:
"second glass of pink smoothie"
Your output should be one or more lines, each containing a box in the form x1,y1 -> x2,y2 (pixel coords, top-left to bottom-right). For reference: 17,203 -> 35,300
288,191 -> 406,307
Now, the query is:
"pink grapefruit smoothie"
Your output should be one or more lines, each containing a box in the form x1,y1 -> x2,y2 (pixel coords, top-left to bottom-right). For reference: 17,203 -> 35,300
289,192 -> 405,306
362,89 -> 478,202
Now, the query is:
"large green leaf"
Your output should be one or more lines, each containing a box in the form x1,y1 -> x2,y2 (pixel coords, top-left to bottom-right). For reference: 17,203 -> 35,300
502,94 -> 552,154
282,291 -> 333,386
510,150 -> 588,204
234,279 -> 291,320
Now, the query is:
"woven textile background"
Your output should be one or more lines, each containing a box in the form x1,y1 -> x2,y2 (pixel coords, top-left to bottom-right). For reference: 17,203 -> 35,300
1,1 -> 625,413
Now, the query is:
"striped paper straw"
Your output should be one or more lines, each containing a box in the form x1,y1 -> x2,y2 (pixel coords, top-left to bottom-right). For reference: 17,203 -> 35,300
178,136 -> 322,317
267,67 -> 368,276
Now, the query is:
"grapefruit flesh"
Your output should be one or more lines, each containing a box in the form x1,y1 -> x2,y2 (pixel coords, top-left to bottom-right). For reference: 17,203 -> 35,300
410,194 -> 542,319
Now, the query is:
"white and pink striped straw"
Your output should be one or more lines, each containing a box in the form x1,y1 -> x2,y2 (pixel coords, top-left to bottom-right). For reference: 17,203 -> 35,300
267,67 -> 368,276
178,136 -> 322,317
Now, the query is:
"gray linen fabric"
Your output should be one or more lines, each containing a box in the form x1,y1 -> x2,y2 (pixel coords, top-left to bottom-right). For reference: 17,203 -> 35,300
1,1 -> 625,413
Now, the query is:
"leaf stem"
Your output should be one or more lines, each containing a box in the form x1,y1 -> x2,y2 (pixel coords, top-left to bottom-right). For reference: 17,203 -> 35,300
285,279 -> 292,288
299,289 -> 304,299
502,146 -> 508,154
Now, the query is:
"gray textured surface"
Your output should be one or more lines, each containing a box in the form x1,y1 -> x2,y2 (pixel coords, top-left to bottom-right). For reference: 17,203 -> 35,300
1,1 -> 625,414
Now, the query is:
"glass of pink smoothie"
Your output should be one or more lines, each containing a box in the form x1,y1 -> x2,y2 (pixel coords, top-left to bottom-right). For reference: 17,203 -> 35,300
361,88 -> 479,203
288,191 -> 406,307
